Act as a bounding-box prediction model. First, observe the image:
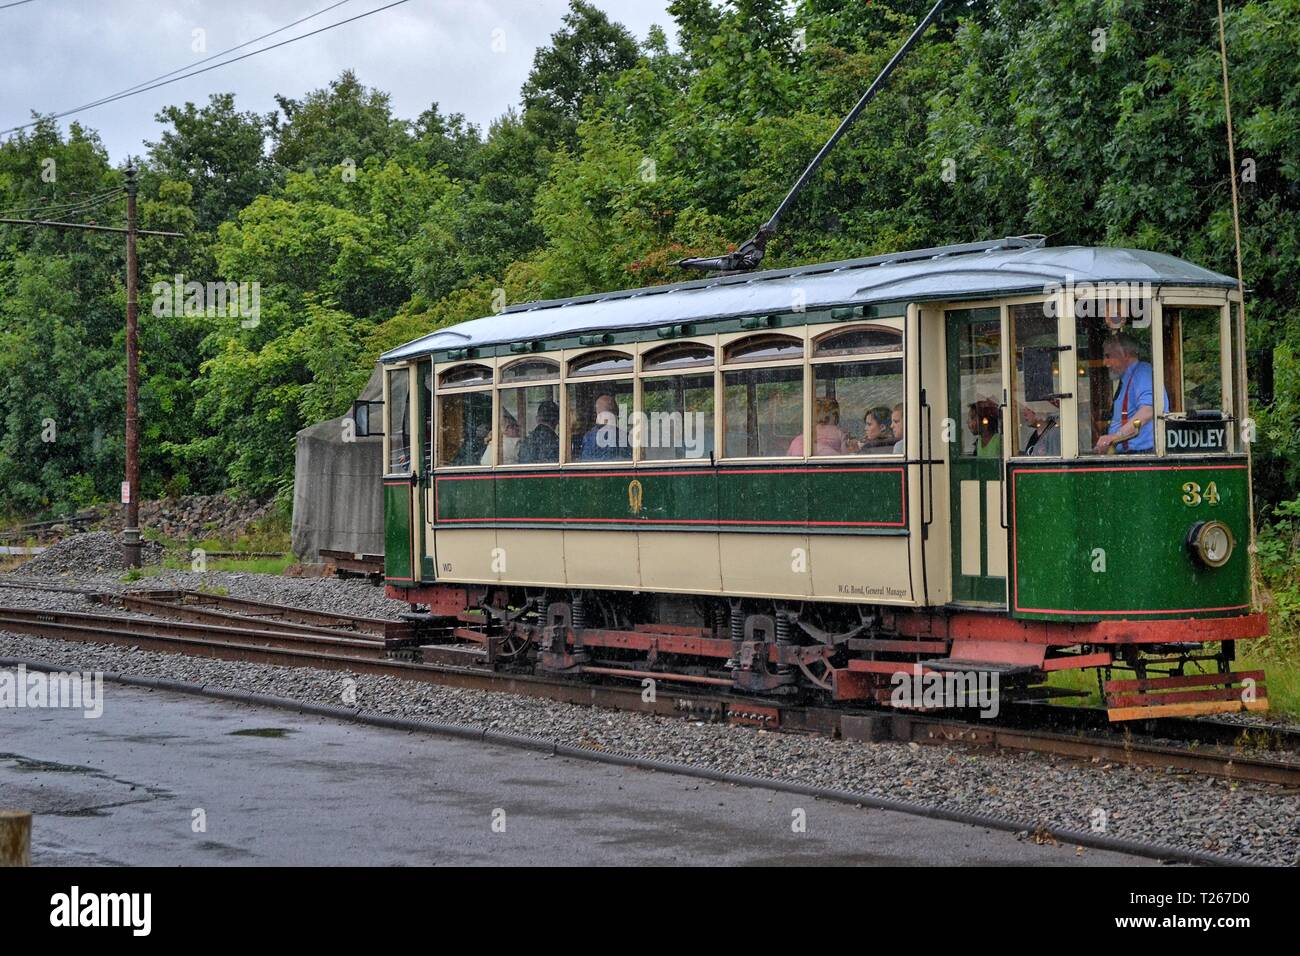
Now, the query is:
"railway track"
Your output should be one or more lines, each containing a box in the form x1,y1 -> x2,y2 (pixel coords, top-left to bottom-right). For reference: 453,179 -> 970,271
0,591 -> 1296,789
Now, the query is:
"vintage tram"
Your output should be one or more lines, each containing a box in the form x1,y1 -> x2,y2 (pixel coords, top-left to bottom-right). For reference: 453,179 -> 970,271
378,236 -> 1268,720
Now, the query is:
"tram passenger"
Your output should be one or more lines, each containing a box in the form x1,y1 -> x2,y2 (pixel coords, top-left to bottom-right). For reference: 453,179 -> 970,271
968,399 -> 1001,458
853,406 -> 895,454
1093,333 -> 1166,454
891,404 -> 905,454
519,400 -> 560,464
481,410 -> 521,466
1020,400 -> 1060,456
788,397 -> 845,456
578,394 -> 632,461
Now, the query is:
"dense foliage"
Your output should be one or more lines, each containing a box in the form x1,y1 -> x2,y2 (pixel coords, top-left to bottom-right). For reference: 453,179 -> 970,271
0,0 -> 1296,533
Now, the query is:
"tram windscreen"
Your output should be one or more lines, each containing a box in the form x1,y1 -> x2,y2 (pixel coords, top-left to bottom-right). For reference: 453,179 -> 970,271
1011,303 -> 1062,457
386,369 -> 410,472
1075,297 -> 1157,455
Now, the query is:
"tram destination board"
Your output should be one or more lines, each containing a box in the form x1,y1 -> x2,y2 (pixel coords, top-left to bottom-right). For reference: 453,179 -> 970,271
1164,417 -> 1230,455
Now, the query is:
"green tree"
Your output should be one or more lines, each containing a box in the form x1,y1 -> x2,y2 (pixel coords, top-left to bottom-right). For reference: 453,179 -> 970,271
271,70 -> 409,172
145,93 -> 278,232
521,0 -> 641,149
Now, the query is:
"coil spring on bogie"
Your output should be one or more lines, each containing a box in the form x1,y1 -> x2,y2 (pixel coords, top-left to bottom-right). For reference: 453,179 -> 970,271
775,610 -> 791,645
730,606 -> 744,643
571,594 -> 586,630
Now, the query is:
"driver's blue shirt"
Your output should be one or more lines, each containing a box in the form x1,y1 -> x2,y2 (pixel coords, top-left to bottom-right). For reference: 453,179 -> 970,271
1108,360 -> 1166,452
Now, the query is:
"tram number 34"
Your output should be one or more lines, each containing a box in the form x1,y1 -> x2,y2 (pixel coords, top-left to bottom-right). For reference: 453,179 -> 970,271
1181,481 -> 1220,507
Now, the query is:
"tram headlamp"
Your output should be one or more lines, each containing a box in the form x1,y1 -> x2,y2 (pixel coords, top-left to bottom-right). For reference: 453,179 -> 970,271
1187,520 -> 1234,568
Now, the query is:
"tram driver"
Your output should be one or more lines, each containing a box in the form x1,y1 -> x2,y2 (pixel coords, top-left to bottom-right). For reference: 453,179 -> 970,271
1093,333 -> 1166,455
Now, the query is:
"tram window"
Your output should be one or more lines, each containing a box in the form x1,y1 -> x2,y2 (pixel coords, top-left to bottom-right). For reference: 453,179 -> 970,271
569,350 -> 633,377
499,384 -> 558,465
1163,307 -> 1223,414
954,311 -> 1003,460
1231,305 -> 1246,412
1010,304 -> 1062,457
811,360 -> 903,456
1075,298 -> 1161,455
723,334 -> 803,364
642,343 -> 714,371
567,379 -> 634,461
813,325 -> 903,357
641,373 -> 714,460
723,366 -> 803,458
437,390 -> 493,467
500,358 -> 559,384
438,363 -> 493,388
386,368 -> 411,472
419,363 -> 433,471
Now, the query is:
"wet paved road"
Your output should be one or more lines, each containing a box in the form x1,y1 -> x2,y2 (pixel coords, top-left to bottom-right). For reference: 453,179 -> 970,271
0,673 -> 1157,865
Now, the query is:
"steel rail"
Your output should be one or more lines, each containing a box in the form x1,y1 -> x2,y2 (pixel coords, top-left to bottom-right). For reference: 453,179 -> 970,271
112,588 -> 406,639
0,604 -> 1296,788
89,591 -> 411,645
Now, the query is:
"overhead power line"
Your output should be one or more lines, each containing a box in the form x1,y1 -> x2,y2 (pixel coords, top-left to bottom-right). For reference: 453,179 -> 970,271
82,0 -> 355,112
1,0 -> 413,136
0,188 -> 124,219
0,1 -> 40,11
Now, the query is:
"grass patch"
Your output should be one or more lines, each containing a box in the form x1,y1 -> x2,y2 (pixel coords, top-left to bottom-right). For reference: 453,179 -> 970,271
140,508 -> 294,577
174,554 -> 296,575
1044,644 -> 1300,721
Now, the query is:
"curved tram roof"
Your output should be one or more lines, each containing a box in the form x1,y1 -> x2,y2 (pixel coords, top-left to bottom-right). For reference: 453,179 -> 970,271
381,237 -> 1237,364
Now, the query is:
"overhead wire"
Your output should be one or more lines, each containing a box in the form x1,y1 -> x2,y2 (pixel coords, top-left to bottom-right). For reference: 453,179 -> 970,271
0,0 -> 413,137
0,187 -> 124,219
73,0 -> 355,114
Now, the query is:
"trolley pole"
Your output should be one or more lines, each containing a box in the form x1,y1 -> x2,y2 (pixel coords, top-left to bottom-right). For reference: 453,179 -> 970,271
123,165 -> 141,568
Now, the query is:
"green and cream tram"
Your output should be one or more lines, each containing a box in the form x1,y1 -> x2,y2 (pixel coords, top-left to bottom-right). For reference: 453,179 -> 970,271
378,237 -> 1267,719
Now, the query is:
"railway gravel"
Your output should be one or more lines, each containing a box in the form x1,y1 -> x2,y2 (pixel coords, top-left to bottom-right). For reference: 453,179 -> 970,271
17,531 -> 165,576
0,567 -> 1297,865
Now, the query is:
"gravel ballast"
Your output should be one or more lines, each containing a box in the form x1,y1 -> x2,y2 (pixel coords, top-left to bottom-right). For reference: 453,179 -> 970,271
0,568 -> 1297,865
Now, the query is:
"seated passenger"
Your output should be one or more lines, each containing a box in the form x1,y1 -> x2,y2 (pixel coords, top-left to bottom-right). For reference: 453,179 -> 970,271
891,404 -> 905,455
518,400 -> 560,464
788,397 -> 846,456
480,410 -> 521,466
856,405 -> 895,454
1020,400 -> 1060,457
578,394 -> 632,461
968,399 -> 1001,458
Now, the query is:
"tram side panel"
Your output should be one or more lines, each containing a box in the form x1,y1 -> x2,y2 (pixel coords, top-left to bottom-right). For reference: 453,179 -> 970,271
1007,456 -> 1251,622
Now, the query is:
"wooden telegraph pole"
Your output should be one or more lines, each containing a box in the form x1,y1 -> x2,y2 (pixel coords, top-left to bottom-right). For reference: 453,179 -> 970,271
0,164 -> 183,566
123,165 -> 141,567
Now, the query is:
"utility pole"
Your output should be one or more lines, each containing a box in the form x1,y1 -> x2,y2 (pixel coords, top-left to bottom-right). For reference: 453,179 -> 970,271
123,165 -> 141,567
0,166 -> 183,568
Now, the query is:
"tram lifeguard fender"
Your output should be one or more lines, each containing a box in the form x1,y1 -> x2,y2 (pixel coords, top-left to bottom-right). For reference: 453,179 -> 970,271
897,611 -> 1268,646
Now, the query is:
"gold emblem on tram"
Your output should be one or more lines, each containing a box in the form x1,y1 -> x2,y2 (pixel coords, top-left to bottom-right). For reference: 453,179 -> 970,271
628,479 -> 644,515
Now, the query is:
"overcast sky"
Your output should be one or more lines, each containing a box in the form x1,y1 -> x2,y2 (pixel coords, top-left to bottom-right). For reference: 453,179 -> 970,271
0,0 -> 676,162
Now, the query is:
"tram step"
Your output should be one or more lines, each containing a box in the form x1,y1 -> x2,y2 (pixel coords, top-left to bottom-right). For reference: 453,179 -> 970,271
420,643 -> 490,668
922,658 -> 1040,677
1104,670 -> 1268,721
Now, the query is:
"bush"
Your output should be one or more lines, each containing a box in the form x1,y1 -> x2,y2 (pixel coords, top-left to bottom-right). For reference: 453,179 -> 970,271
1256,497 -> 1300,652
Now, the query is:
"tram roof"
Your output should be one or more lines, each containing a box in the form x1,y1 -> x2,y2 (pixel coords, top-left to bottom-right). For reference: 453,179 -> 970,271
381,237 -> 1237,364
